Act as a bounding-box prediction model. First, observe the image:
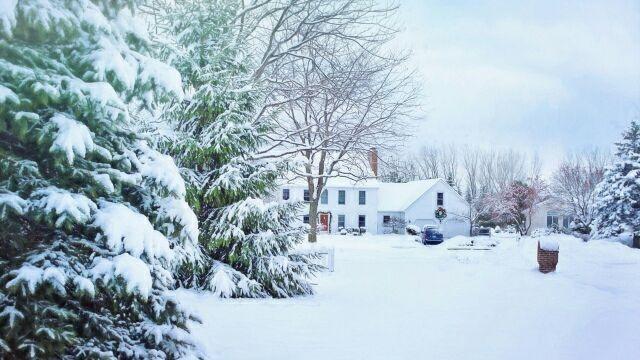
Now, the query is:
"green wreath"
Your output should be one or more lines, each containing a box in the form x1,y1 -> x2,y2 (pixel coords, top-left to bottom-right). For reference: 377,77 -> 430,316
435,207 -> 447,220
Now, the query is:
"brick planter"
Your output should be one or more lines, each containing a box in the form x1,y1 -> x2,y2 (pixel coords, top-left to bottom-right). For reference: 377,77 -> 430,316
537,242 -> 558,273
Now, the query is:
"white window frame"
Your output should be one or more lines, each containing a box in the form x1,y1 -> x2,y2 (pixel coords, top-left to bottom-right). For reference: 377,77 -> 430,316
320,189 -> 328,204
359,190 -> 366,205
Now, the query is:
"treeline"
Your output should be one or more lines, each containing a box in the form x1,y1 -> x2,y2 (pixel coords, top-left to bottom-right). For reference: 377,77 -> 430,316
380,145 -> 612,236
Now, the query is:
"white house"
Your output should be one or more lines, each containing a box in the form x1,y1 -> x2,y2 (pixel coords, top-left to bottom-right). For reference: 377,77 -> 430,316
277,178 -> 470,237
278,177 -> 379,234
377,179 -> 470,237
527,200 -> 574,234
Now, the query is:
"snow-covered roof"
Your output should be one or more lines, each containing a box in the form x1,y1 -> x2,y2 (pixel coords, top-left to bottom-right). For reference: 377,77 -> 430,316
534,197 -> 571,214
279,176 -> 380,188
325,177 -> 379,188
377,179 -> 441,212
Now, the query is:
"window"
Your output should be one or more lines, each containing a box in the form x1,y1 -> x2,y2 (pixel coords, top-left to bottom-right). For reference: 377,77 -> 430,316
338,215 -> 345,228
437,192 -> 444,206
338,190 -> 346,205
282,188 -> 290,200
563,216 -> 572,228
303,215 -> 310,224
383,215 -> 391,225
359,190 -> 366,205
303,189 -> 310,202
546,214 -> 559,227
320,189 -> 328,204
358,215 -> 366,228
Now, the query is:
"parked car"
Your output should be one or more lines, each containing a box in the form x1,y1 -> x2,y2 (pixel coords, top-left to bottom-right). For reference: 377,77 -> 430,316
477,228 -> 491,237
421,226 -> 444,245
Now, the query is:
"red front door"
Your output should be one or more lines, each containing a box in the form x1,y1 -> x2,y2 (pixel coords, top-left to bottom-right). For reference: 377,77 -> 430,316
319,213 -> 329,232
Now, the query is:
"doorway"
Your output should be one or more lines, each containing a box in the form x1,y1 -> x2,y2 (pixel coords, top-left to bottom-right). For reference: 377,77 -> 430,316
319,213 -> 330,232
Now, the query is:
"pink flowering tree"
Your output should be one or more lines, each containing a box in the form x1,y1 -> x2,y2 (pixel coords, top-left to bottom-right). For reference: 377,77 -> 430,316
489,177 -> 548,235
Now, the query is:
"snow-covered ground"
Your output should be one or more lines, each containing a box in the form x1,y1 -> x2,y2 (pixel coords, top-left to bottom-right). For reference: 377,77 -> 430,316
175,234 -> 640,360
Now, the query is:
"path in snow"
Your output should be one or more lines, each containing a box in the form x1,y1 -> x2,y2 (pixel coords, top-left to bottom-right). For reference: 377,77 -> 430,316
176,234 -> 640,360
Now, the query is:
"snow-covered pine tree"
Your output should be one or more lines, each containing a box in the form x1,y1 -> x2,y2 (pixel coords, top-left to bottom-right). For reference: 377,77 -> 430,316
591,121 -> 640,247
155,0 -> 318,298
0,0 -> 203,358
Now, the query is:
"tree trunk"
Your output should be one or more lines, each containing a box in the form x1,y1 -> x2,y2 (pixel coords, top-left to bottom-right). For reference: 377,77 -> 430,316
308,199 -> 319,243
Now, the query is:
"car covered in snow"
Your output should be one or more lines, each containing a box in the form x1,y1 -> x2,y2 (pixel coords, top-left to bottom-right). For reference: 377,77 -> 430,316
421,226 -> 444,245
477,227 -> 491,237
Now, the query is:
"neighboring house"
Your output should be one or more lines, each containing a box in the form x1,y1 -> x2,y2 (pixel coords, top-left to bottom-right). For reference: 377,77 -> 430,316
527,200 -> 573,234
277,178 -> 470,238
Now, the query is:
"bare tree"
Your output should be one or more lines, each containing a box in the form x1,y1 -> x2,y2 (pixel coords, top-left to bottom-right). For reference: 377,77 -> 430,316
249,1 -> 417,242
439,144 -> 460,191
491,149 -> 527,193
415,145 -> 441,179
236,0 -> 399,80
379,154 -> 419,183
456,146 -> 489,234
550,148 -> 609,234
452,147 -> 537,233
235,0 -> 407,122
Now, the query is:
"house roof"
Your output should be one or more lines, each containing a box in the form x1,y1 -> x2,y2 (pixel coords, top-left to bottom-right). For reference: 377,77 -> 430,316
377,179 -> 441,212
279,176 -> 380,189
325,177 -> 380,188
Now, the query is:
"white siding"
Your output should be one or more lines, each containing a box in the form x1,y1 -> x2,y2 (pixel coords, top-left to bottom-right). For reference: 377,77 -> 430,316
279,184 -> 378,234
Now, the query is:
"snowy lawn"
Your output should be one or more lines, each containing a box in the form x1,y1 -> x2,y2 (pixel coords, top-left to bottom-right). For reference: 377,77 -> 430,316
175,234 -> 640,360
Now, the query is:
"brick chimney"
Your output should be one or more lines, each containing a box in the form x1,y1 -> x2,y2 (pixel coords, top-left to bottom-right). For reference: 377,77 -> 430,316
368,147 -> 378,177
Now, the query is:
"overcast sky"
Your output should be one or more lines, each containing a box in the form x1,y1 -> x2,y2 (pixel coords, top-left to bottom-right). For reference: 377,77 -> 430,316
394,0 -> 640,172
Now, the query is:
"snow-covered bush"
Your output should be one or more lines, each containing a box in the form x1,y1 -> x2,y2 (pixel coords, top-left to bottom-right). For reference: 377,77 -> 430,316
592,121 -> 640,247
531,227 -> 560,238
383,216 -> 406,234
406,224 -> 421,235
0,1 -> 201,358
154,0 -> 319,298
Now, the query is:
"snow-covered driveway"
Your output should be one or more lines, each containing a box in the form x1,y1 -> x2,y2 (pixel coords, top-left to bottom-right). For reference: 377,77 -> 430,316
176,235 -> 640,360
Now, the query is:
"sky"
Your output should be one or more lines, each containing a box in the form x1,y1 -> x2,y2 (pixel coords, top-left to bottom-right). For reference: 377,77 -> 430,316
393,0 -> 640,173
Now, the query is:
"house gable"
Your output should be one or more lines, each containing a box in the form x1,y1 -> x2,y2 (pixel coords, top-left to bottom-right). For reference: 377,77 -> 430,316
402,179 -> 466,212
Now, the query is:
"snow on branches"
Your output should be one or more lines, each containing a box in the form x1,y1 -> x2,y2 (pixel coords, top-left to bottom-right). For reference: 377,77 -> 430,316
0,0 -> 200,357
592,121 -> 640,246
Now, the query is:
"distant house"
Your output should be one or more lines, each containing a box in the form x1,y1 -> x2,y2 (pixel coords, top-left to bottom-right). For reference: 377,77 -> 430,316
527,200 -> 573,234
277,178 -> 470,237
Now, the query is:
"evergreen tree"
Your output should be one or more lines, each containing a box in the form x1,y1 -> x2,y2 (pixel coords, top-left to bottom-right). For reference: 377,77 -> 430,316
155,0 -> 318,298
0,0 -> 202,357
592,121 -> 640,247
